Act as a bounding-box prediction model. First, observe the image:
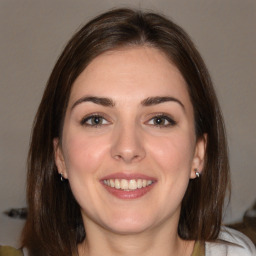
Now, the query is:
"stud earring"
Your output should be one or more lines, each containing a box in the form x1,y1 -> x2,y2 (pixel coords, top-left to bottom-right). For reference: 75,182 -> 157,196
195,169 -> 200,178
60,173 -> 64,182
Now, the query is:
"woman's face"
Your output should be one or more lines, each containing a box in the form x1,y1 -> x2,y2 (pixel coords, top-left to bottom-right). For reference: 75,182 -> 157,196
54,46 -> 206,235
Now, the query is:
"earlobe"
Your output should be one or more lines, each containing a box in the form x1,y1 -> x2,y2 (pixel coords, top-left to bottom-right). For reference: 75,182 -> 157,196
53,138 -> 68,179
190,134 -> 207,179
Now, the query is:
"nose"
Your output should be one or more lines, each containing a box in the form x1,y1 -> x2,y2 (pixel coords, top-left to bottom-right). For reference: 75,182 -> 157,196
110,123 -> 146,164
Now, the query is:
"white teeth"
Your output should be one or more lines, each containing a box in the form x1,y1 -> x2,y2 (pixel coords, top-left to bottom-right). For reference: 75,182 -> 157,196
147,180 -> 152,186
137,179 -> 142,188
115,179 -> 121,189
129,179 -> 137,190
120,179 -> 129,190
103,178 -> 154,190
110,179 -> 115,187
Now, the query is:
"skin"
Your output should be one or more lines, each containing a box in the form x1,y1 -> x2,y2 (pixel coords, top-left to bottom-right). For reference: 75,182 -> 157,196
54,46 -> 206,256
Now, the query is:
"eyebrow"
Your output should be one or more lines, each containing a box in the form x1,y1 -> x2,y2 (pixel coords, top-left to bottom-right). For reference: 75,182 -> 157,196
71,96 -> 115,110
71,96 -> 184,110
141,96 -> 185,109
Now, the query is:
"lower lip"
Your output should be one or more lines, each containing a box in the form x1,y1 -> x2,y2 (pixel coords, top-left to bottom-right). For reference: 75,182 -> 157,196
102,183 -> 156,199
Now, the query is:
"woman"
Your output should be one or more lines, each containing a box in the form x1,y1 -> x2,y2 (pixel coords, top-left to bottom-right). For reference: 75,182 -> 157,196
1,8 -> 255,256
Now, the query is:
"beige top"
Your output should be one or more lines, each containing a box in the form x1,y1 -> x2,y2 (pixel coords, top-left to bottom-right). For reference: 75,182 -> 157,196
0,246 -> 23,256
192,241 -> 205,256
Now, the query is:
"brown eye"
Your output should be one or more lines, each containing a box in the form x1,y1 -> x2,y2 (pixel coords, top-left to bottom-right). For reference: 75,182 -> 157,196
90,116 -> 103,125
81,115 -> 109,126
148,115 -> 176,127
154,117 -> 166,125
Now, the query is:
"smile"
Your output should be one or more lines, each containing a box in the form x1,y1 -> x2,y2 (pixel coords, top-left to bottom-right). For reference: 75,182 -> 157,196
103,179 -> 154,191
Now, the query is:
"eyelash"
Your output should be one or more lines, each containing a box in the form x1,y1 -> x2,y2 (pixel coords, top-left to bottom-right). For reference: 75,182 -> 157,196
146,114 -> 176,128
80,114 -> 110,127
80,114 -> 176,128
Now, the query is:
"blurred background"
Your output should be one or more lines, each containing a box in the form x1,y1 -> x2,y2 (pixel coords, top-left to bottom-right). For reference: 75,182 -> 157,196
0,0 -> 255,247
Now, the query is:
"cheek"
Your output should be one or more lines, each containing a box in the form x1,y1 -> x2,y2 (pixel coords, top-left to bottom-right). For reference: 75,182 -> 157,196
147,134 -> 195,213
63,131 -> 110,176
147,133 -> 195,177
61,132 -> 111,212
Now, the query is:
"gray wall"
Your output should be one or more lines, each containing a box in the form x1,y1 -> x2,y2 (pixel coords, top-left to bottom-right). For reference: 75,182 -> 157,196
0,0 -> 255,246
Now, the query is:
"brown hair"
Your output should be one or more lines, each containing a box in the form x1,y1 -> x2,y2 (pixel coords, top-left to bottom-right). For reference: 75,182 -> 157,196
21,8 -> 230,255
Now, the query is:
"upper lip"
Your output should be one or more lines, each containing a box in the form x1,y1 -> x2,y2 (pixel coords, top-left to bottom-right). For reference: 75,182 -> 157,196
100,172 -> 157,181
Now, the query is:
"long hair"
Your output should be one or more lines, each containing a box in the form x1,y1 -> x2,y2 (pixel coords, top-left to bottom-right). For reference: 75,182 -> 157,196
21,8 -> 230,255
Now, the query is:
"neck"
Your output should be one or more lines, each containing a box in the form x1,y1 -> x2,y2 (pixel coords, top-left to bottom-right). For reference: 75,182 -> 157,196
78,218 -> 194,256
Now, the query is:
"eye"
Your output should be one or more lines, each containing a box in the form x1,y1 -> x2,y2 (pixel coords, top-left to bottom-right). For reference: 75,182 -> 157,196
80,115 -> 109,127
147,115 -> 176,127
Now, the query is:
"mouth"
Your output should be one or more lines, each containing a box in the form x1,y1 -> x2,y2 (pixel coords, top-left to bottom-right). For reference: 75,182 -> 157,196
103,178 -> 154,191
100,173 -> 157,199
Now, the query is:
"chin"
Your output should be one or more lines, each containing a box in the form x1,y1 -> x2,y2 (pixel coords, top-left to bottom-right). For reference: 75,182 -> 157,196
107,223 -> 150,235
101,212 -> 155,235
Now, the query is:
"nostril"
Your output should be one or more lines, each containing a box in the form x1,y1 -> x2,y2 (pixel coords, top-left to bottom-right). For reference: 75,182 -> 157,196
112,151 -> 142,163
113,154 -> 122,160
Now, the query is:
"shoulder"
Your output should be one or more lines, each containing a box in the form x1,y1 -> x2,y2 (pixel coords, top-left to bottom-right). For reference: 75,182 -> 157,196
0,246 -> 23,256
205,227 -> 256,256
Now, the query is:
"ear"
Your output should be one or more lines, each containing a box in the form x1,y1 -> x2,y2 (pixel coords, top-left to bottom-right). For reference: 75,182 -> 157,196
53,138 -> 68,179
190,133 -> 207,179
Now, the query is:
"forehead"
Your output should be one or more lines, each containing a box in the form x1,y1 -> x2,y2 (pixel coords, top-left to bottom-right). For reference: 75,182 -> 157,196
69,46 -> 191,107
